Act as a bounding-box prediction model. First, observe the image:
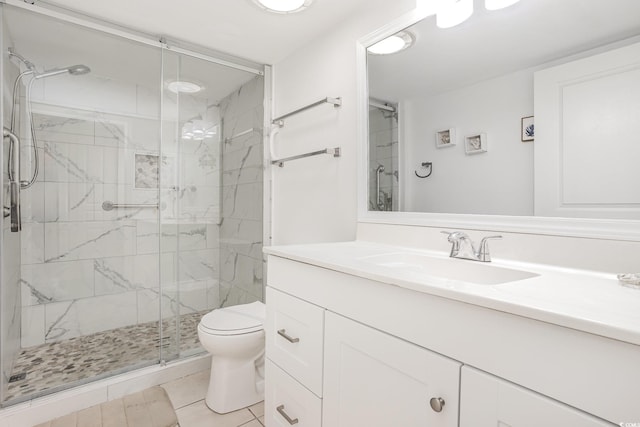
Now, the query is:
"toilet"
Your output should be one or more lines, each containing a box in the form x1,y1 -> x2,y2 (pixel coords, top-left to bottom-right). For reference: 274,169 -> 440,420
197,301 -> 266,414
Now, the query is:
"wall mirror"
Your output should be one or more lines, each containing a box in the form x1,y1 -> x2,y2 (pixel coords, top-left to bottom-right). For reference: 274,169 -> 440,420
361,0 -> 640,239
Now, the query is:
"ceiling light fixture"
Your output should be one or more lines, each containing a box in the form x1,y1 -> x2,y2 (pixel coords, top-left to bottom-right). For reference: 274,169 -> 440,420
252,0 -> 314,14
368,31 -> 415,55
167,80 -> 202,94
436,0 -> 474,29
485,0 -> 520,10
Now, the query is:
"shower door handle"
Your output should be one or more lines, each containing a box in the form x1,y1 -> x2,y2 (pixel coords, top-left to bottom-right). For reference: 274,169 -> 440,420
3,128 -> 21,232
9,181 -> 21,232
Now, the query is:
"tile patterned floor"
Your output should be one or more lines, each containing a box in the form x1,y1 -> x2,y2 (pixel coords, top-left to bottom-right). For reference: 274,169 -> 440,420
34,386 -> 179,427
161,371 -> 265,427
6,311 -> 207,402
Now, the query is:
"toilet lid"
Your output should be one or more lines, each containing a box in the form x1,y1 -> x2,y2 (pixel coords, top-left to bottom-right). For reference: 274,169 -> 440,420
199,301 -> 265,334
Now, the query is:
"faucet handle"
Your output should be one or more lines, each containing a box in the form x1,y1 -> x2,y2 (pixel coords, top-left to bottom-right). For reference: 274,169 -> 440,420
478,235 -> 502,262
440,230 -> 468,241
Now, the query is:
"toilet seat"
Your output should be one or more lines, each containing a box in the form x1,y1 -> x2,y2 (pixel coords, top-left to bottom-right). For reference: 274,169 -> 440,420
199,301 -> 265,336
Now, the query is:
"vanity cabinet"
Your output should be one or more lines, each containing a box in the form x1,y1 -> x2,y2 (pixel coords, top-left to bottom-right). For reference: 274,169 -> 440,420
323,311 -> 460,427
460,367 -> 612,427
265,253 -> 636,426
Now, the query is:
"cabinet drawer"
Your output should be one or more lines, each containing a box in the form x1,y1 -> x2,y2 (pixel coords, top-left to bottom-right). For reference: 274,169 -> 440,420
266,287 -> 324,396
265,359 -> 322,427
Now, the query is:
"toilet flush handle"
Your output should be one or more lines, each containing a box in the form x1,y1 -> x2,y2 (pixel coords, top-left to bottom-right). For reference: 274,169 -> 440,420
277,329 -> 300,343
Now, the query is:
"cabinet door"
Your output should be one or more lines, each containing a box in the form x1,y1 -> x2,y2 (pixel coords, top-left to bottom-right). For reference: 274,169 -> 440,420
460,367 -> 614,427
323,312 -> 460,427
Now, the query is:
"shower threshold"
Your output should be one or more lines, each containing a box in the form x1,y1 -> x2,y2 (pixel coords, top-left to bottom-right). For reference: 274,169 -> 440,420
4,310 -> 207,404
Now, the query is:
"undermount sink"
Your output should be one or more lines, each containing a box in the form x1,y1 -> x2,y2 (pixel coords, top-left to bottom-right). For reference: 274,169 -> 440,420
359,253 -> 539,285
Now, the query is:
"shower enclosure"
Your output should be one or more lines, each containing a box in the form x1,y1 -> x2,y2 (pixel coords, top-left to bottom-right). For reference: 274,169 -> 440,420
0,2 -> 265,406
369,100 -> 398,211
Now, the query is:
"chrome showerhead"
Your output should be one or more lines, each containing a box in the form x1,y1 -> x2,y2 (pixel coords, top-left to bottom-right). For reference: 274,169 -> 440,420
68,64 -> 91,75
34,64 -> 91,79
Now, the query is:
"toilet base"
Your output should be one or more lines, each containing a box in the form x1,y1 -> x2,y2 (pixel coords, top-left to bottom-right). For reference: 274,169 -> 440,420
204,352 -> 265,414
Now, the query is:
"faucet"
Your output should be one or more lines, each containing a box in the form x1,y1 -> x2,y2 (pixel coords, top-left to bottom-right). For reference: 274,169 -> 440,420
441,231 -> 502,262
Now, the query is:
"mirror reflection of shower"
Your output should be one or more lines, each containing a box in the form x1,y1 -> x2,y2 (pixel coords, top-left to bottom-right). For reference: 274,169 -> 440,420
7,47 -> 91,189
369,99 -> 398,211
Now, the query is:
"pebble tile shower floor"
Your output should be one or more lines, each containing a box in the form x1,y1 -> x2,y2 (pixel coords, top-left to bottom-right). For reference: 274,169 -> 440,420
6,311 -> 206,402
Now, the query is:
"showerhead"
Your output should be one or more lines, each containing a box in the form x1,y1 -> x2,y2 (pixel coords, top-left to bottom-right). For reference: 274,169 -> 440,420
34,64 -> 91,79
68,65 -> 91,75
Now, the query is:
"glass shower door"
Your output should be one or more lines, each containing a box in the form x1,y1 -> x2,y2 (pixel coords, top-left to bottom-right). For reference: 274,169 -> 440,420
160,48 -> 265,362
1,4 -> 164,404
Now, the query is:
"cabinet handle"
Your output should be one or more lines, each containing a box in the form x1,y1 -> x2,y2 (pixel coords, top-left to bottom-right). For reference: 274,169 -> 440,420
429,397 -> 445,413
276,404 -> 299,425
277,329 -> 300,343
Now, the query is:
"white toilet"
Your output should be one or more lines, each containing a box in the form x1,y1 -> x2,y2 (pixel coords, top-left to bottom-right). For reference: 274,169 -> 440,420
197,301 -> 266,414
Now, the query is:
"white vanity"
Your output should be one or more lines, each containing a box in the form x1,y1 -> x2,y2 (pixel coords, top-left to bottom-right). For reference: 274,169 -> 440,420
263,240 -> 639,427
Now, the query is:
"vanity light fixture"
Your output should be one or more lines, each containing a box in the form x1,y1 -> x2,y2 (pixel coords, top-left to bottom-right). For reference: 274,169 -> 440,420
167,80 -> 202,94
436,0 -> 474,29
485,0 -> 520,10
252,0 -> 313,14
368,31 -> 415,55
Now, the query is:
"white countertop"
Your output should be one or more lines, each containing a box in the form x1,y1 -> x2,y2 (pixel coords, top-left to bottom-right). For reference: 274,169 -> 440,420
264,241 -> 640,346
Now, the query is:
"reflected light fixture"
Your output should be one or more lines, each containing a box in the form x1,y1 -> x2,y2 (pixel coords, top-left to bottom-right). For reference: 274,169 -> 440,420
252,0 -> 313,14
485,0 -> 520,10
436,0 -> 474,29
168,80 -> 202,94
368,31 -> 415,55
181,120 -> 217,141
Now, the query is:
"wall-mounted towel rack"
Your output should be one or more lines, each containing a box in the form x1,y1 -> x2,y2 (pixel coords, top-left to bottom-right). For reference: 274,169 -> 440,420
271,147 -> 341,168
272,97 -> 342,127
224,128 -> 256,144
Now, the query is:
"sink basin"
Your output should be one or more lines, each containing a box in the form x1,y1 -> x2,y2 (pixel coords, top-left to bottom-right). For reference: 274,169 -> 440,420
360,253 -> 539,285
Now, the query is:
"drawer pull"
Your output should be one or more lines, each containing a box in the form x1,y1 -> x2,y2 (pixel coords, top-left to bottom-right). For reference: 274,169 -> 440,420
276,404 -> 299,425
277,329 -> 300,343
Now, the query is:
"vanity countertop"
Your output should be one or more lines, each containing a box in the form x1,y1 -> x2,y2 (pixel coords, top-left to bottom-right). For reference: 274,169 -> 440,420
264,241 -> 640,346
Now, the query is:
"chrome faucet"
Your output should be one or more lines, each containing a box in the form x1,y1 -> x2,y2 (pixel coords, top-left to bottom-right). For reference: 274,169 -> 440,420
441,231 -> 502,262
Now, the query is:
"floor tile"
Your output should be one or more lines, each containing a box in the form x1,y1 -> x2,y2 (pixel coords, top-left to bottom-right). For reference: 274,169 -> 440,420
258,415 -> 265,426
248,401 -> 264,418
161,370 -> 210,409
175,401 -> 254,427
239,420 -> 262,427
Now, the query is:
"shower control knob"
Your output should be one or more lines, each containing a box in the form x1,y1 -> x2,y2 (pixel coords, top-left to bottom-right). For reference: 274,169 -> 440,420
429,397 -> 445,413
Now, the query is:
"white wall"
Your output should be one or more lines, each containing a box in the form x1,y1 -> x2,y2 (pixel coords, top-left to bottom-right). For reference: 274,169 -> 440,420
271,0 -> 417,245
404,69 -> 534,215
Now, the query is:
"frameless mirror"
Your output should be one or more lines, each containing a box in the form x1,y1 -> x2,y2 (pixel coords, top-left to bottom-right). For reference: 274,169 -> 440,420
367,0 -> 640,221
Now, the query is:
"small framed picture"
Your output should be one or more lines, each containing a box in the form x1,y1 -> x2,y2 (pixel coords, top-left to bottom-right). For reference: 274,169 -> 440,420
521,116 -> 534,142
435,128 -> 455,148
465,133 -> 487,154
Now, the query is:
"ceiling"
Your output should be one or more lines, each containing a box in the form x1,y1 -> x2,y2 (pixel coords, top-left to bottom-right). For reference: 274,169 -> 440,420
369,0 -> 640,101
40,0 -> 372,65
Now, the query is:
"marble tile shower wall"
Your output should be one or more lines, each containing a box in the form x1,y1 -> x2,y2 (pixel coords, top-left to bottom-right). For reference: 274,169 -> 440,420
19,106 -> 221,347
218,76 -> 264,307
